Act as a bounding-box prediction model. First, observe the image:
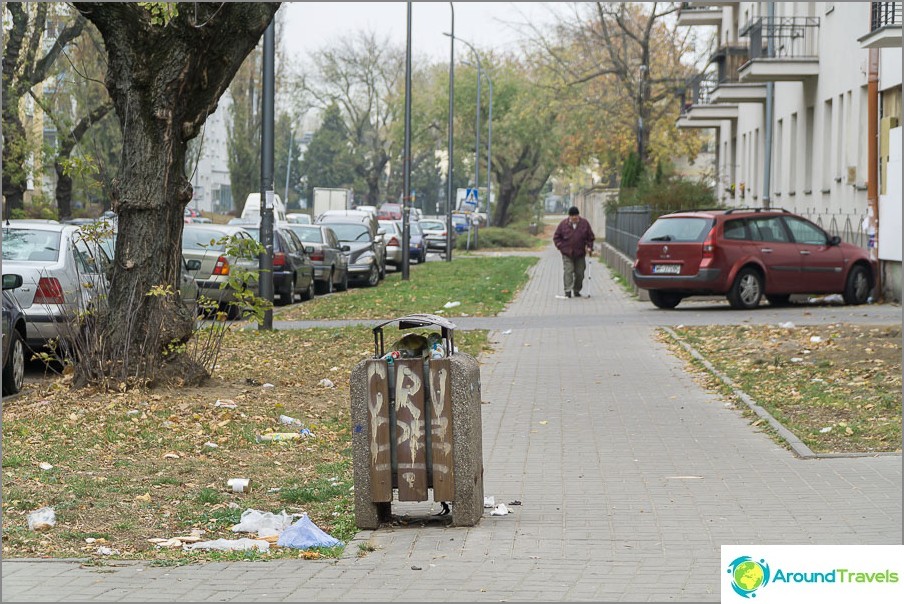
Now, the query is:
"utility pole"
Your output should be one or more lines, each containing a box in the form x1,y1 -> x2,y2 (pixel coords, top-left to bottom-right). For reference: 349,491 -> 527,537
401,1 -> 412,279
446,2 -> 454,262
762,1 -> 775,209
259,20 -> 275,330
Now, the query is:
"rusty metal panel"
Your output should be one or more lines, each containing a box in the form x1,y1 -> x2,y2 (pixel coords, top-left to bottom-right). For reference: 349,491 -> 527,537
394,359 -> 428,501
366,359 -> 392,502
428,358 -> 455,501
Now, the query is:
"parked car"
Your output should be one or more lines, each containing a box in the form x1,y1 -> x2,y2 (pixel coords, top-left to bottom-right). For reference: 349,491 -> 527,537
240,225 -> 316,305
451,213 -> 471,234
353,205 -> 378,216
397,219 -> 427,264
419,218 -> 457,254
632,208 -> 876,310
378,220 -> 403,268
316,210 -> 386,279
377,202 -> 403,220
316,221 -> 382,287
286,224 -> 350,294
1,221 -> 111,352
2,274 -> 26,396
181,224 -> 260,318
286,213 -> 312,225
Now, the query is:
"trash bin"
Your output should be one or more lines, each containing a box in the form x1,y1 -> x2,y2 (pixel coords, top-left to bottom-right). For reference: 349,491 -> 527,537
350,314 -> 484,529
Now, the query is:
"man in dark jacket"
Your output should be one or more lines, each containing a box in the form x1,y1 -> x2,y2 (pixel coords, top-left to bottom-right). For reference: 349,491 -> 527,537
553,206 -> 595,298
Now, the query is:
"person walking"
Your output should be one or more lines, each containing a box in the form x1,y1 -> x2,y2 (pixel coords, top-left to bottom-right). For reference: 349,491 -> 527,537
553,206 -> 595,298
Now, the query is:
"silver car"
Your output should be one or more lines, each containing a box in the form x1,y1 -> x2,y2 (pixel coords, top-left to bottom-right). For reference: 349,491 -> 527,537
378,220 -> 404,268
419,218 -> 457,254
286,224 -> 350,294
1,221 -> 111,351
181,224 -> 260,318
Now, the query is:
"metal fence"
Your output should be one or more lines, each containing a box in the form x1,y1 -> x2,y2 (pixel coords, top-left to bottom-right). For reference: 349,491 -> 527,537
796,208 -> 869,250
742,17 -> 821,60
605,205 -> 651,260
871,1 -> 901,30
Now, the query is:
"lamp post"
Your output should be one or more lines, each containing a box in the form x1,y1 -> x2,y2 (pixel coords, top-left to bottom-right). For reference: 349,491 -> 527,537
445,2 -> 454,261
445,34 -> 492,228
284,125 -> 294,206
401,1 -> 412,280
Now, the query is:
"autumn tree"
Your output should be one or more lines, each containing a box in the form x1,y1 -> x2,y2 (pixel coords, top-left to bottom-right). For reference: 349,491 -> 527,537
72,2 -> 279,387
299,103 -> 356,203
526,2 -> 702,177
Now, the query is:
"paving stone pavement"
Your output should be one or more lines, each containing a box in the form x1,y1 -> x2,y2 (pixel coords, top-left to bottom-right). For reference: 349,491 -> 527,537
2,245 -> 901,602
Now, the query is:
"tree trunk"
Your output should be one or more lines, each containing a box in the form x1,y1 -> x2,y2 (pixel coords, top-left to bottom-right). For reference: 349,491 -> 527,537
74,2 -> 279,387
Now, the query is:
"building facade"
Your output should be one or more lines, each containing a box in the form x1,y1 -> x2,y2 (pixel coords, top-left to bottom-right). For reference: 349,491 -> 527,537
678,1 -> 902,301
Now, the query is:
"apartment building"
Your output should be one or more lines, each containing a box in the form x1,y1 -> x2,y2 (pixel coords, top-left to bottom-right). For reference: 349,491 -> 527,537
677,1 -> 902,301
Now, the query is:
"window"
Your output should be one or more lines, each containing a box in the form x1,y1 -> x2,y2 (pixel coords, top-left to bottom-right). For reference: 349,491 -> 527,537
822,99 -> 833,191
783,217 -> 827,246
723,219 -> 748,240
775,118 -> 783,195
748,217 -> 790,243
640,217 -> 713,243
805,106 -> 814,192
836,93 -> 844,181
789,113 -> 798,194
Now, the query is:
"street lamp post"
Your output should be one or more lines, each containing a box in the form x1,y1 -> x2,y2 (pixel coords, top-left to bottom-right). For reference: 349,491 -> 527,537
284,126 -> 294,205
446,2 -> 454,262
402,1 -> 412,280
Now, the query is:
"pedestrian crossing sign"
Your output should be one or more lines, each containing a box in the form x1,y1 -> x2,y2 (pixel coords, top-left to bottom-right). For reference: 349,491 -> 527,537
462,188 -> 479,212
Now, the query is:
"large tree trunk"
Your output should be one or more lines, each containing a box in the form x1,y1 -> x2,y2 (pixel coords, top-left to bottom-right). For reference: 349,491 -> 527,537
73,2 -> 279,387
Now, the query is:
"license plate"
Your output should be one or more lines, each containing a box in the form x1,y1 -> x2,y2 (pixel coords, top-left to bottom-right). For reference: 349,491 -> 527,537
652,264 -> 681,275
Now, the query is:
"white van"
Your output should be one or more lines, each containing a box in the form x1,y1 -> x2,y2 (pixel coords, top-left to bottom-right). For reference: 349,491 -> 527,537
240,193 -> 287,223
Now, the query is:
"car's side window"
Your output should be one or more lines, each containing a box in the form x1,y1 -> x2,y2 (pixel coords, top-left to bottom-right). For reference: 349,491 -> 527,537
748,217 -> 790,243
783,217 -> 827,245
723,219 -> 748,240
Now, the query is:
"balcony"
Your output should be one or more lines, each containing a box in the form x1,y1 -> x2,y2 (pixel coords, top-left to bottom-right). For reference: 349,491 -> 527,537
706,44 -> 768,104
859,1 -> 902,48
738,17 -> 821,83
677,75 -> 738,129
677,2 -> 723,27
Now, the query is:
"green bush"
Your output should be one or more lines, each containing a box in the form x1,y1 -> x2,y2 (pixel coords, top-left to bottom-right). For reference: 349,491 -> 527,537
454,227 -> 540,250
611,174 -> 719,219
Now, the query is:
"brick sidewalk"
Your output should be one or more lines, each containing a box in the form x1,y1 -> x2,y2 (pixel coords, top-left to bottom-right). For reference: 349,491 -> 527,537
3,245 -> 900,602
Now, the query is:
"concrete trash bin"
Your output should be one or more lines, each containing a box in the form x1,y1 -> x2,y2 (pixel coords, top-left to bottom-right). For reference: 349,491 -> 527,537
350,314 -> 484,529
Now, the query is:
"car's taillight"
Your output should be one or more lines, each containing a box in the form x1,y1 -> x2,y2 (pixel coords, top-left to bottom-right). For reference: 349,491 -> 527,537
213,256 -> 230,275
309,251 -> 324,262
702,227 -> 717,259
34,277 -> 65,305
273,252 -> 286,268
388,236 -> 400,247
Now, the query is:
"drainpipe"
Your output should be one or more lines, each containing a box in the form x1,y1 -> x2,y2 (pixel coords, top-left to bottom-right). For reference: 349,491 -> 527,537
761,1 -> 775,209
867,46 -> 881,299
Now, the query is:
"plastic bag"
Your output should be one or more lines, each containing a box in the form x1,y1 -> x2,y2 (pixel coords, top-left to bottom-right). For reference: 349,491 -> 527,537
230,508 -> 292,535
27,507 -> 56,531
276,513 -> 342,549
184,538 -> 269,552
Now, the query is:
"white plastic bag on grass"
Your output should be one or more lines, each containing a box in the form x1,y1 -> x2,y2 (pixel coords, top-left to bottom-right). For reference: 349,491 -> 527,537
27,507 -> 56,531
230,509 -> 292,535
185,538 -> 270,552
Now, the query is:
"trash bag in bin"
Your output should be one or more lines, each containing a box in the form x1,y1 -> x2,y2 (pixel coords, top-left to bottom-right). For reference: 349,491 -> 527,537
276,513 -> 342,549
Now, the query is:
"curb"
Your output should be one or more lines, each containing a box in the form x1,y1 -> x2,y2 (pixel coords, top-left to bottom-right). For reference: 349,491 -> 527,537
662,326 -> 819,459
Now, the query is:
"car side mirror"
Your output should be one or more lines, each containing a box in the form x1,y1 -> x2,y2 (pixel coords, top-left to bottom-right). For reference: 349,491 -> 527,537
341,245 -> 351,252
2,274 -> 23,290
828,235 -> 841,246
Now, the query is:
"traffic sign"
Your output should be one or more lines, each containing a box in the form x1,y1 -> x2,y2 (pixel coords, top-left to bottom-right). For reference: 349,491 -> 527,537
462,188 -> 479,212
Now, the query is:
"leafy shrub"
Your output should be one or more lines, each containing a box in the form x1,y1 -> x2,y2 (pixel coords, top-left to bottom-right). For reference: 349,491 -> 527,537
611,174 -> 719,220
454,227 -> 540,250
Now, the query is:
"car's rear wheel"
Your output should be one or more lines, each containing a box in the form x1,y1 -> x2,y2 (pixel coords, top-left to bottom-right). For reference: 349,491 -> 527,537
316,270 -> 334,295
2,330 -> 25,396
728,268 -> 763,309
366,264 -> 380,287
842,264 -> 871,305
766,294 -> 791,307
649,290 -> 682,309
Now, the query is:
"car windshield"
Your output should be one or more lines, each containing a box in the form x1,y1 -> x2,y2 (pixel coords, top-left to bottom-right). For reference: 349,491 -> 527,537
379,221 -> 400,234
421,221 -> 444,230
322,223 -> 371,242
640,217 -> 713,243
291,226 -> 323,243
182,228 -> 229,251
1,228 -> 63,262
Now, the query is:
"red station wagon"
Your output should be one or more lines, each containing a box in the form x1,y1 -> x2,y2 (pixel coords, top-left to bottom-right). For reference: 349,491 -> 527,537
632,208 -> 875,310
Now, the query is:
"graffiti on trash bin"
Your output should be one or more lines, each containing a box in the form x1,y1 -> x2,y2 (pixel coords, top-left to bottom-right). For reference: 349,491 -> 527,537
394,360 -> 428,500
366,361 -> 391,471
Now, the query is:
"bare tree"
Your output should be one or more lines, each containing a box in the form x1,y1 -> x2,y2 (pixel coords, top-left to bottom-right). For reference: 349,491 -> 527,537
300,31 -> 405,205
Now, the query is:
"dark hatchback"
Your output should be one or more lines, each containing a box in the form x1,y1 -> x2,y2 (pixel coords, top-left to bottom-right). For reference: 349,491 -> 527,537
242,226 -> 316,305
2,274 -> 27,396
633,208 -> 875,310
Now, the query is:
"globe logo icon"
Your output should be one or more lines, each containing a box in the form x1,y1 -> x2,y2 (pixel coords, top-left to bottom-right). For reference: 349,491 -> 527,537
727,556 -> 770,598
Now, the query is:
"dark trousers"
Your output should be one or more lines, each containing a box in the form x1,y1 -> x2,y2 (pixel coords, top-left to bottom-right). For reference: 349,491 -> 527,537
562,254 -> 586,294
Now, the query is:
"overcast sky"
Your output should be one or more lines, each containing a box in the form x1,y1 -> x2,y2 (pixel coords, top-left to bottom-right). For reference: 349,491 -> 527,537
278,2 -> 569,65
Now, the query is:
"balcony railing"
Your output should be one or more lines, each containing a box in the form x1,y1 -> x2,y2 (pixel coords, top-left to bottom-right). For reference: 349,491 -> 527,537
680,74 -> 718,115
740,17 -> 820,60
871,1 -> 901,31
